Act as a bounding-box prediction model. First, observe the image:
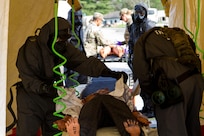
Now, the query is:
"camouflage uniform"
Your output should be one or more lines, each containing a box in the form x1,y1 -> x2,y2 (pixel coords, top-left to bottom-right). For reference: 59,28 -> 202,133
119,8 -> 133,44
84,21 -> 112,57
124,21 -> 132,44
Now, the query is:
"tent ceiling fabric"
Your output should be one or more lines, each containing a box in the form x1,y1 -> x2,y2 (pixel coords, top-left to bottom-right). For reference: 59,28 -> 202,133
1,0 -> 204,135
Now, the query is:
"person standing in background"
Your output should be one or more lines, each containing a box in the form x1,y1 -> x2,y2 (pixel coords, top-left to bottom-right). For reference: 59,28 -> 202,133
67,9 -> 85,54
128,3 -> 155,71
65,9 -> 88,87
118,8 -> 133,63
128,3 -> 156,118
84,12 -> 119,58
119,8 -> 133,45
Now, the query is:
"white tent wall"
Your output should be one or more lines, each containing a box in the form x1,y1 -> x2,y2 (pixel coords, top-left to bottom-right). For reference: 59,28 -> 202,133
168,0 -> 204,73
0,0 -> 9,135
6,0 -> 54,135
168,0 -> 204,125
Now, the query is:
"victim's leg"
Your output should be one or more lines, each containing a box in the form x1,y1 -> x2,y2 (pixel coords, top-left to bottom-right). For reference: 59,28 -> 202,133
65,118 -> 80,136
78,95 -> 104,136
101,95 -> 135,136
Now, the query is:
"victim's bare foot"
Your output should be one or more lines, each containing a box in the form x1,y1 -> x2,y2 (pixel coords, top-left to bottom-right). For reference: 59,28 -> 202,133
53,115 -> 72,132
65,117 -> 80,136
123,119 -> 141,136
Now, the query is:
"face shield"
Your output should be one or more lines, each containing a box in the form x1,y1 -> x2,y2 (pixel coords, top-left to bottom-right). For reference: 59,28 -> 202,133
133,5 -> 146,22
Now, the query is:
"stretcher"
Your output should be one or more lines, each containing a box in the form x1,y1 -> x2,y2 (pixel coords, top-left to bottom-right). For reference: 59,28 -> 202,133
97,54 -> 126,62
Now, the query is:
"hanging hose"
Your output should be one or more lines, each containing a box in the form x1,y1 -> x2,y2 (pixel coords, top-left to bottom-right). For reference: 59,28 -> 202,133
71,2 -> 80,48
51,1 -> 83,135
183,0 -> 204,76
51,1 -> 67,135
67,0 -> 83,97
194,0 -> 204,59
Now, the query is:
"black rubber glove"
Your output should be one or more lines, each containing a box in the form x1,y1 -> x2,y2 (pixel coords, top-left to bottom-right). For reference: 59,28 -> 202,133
101,68 -> 128,84
117,71 -> 128,83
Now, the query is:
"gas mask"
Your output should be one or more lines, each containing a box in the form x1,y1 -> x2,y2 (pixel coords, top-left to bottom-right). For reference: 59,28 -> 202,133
54,41 -> 68,54
47,29 -> 70,53
138,14 -> 145,19
133,5 -> 146,23
68,9 -> 83,26
74,14 -> 82,26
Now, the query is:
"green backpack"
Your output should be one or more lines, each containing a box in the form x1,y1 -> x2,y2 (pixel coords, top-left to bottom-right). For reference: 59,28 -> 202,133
145,26 -> 201,72
161,26 -> 201,72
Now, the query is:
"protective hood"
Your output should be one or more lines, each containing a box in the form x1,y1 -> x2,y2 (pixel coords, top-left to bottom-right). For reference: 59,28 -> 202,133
133,3 -> 148,23
67,9 -> 83,26
38,17 -> 71,51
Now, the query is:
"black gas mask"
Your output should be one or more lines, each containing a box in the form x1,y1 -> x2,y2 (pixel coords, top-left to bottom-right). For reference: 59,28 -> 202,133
47,29 -> 71,53
133,5 -> 146,23
74,14 -> 83,26
54,40 -> 68,54
68,9 -> 83,26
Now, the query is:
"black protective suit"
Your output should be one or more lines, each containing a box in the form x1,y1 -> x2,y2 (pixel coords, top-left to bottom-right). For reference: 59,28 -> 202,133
133,27 -> 204,136
16,17 -> 125,136
67,9 -> 85,53
128,3 -> 155,71
128,3 -> 156,117
65,9 -> 88,87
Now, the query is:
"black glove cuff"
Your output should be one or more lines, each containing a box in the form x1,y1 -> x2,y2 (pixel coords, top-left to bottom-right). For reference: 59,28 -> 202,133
101,69 -> 128,83
101,68 -> 120,79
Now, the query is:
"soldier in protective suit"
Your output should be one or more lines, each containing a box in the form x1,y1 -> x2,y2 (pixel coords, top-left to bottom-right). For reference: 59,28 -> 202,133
133,27 -> 204,136
128,3 -> 156,71
16,17 -> 128,136
128,3 -> 156,118
65,9 -> 88,87
67,9 -> 85,54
